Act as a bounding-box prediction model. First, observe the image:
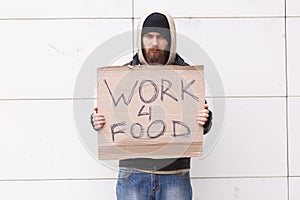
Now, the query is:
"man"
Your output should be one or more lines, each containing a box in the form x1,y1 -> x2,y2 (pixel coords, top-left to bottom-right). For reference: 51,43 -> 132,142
91,11 -> 212,200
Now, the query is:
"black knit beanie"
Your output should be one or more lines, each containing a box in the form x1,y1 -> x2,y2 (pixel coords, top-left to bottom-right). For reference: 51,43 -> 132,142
142,12 -> 171,43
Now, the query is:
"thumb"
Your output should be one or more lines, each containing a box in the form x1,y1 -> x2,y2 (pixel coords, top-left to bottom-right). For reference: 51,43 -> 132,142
204,104 -> 209,109
93,107 -> 98,113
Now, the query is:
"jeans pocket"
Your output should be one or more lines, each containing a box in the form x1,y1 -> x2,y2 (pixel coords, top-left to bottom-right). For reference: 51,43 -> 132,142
118,168 -> 133,181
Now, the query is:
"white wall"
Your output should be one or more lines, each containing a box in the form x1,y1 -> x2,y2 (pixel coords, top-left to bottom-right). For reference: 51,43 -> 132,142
0,0 -> 299,199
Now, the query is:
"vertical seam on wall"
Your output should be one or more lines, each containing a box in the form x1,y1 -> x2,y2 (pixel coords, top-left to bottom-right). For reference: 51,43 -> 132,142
284,0 -> 290,199
132,0 -> 135,56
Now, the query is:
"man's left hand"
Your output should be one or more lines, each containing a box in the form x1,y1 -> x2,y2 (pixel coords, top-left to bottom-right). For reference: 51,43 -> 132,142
197,104 -> 210,126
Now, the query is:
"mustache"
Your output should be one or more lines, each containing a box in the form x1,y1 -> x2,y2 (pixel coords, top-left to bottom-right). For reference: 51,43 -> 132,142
148,48 -> 164,52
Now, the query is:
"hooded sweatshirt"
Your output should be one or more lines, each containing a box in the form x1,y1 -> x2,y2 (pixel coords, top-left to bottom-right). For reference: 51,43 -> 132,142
119,11 -> 190,171
119,11 -> 213,172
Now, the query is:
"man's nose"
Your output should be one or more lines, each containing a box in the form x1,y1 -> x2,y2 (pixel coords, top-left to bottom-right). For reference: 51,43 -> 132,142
151,37 -> 158,47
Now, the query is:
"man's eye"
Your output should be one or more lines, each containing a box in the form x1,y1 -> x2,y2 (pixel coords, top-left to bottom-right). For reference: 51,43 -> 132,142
158,35 -> 166,40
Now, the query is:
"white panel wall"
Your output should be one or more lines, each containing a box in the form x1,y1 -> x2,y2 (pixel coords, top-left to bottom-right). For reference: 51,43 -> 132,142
0,100 -> 118,180
1,0 -> 299,199
0,0 -> 132,18
0,19 -> 132,99
134,0 -> 284,17
287,18 -> 300,96
191,98 -> 287,177
175,18 -> 285,97
290,178 -> 300,200
287,0 -> 300,16
0,180 -> 117,200
288,97 -> 300,176
192,178 -> 287,200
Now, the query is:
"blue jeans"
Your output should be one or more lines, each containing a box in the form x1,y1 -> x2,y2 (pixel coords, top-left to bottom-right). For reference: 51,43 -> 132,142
116,167 -> 192,200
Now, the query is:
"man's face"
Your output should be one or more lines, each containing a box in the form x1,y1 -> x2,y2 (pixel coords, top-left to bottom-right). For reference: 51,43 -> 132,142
142,32 -> 169,65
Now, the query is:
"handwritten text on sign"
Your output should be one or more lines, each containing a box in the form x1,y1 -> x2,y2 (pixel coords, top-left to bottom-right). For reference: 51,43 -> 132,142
97,65 -> 204,160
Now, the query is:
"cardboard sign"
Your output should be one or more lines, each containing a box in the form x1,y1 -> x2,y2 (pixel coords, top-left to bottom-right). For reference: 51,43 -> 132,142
97,65 -> 204,160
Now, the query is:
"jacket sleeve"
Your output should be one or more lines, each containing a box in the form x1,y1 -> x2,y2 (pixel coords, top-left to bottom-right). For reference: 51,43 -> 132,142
203,99 -> 213,135
203,109 -> 212,135
90,113 -> 98,131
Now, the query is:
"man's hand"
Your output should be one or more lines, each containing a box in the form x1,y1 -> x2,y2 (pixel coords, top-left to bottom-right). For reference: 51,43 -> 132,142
92,107 -> 106,130
197,104 -> 210,126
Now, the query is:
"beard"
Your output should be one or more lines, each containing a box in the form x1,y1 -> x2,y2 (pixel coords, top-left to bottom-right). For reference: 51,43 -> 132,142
144,49 -> 168,65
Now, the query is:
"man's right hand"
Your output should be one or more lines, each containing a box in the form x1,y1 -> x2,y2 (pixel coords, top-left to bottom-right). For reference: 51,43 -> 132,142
91,107 -> 106,130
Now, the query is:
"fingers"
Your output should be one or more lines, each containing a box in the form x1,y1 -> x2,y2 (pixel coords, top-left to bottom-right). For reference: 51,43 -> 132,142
92,112 -> 106,129
197,106 -> 209,126
92,107 -> 106,129
197,115 -> 208,126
